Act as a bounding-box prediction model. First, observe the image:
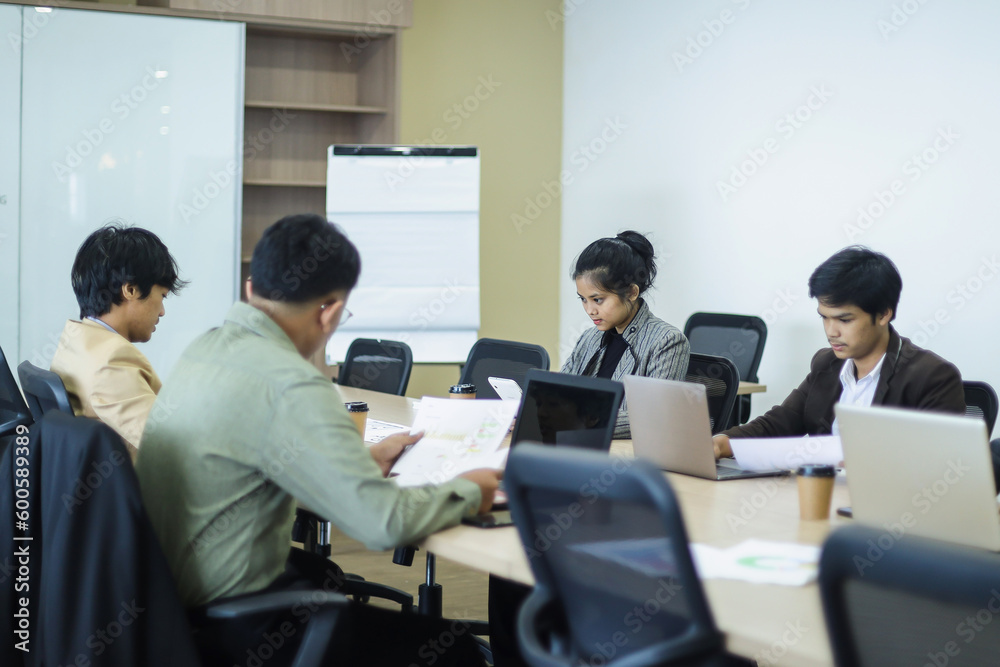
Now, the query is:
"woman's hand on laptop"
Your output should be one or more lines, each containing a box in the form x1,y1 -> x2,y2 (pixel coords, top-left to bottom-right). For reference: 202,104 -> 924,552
370,431 -> 424,477
713,434 -> 733,460
459,468 -> 503,514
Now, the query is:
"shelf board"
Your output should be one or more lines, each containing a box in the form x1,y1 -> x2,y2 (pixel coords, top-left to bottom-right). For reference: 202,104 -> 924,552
245,100 -> 388,114
243,179 -> 327,188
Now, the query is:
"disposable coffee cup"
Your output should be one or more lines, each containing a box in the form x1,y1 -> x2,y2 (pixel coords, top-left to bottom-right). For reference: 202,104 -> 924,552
796,464 -> 836,520
345,401 -> 369,437
449,383 -> 476,399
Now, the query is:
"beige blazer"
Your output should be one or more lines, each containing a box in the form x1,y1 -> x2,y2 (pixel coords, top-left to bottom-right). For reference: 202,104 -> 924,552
50,319 -> 161,457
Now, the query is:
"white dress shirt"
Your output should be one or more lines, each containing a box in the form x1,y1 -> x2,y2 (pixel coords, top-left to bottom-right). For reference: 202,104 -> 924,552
831,353 -> 887,435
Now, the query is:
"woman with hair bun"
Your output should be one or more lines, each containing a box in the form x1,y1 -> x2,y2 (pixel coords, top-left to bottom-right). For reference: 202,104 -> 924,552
562,230 -> 690,438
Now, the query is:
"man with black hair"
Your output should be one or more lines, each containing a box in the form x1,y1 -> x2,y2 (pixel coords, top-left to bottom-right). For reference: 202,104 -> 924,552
714,246 -> 964,459
136,214 -> 497,665
50,223 -> 186,457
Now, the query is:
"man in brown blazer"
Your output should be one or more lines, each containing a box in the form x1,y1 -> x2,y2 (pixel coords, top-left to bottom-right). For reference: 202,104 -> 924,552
714,246 -> 964,459
50,224 -> 187,457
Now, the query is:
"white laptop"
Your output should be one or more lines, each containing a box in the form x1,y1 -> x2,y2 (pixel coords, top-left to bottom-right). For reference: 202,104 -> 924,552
624,376 -> 786,481
836,403 -> 1000,552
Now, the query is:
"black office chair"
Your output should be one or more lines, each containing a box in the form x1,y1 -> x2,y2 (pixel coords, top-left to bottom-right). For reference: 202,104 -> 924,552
459,337 -> 550,399
17,360 -> 74,420
506,444 -> 750,666
388,335 -> 552,660
820,524 -> 1000,666
2,412 -> 347,667
290,508 -> 414,610
0,346 -> 32,439
686,353 -> 740,434
336,337 -> 413,396
963,380 -> 998,435
684,313 -> 767,428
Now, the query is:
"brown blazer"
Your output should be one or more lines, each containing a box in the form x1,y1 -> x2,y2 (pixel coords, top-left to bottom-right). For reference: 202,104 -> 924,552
49,319 -> 161,457
722,327 -> 965,438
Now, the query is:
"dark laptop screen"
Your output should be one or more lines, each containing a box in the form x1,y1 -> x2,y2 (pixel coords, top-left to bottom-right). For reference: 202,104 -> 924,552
510,370 -> 624,451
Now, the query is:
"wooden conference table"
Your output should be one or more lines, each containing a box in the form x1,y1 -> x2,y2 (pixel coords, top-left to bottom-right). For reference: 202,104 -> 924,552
337,383 -> 846,667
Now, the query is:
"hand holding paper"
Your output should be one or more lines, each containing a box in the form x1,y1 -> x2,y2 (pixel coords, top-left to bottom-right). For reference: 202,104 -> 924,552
389,397 -> 517,487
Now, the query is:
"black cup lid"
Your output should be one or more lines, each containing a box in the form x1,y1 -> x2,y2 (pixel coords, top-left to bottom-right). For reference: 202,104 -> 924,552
797,463 -> 836,477
449,383 -> 476,394
344,401 -> 369,412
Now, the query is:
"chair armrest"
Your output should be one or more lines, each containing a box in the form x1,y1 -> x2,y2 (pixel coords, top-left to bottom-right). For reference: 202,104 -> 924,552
342,575 -> 414,611
516,589 -> 573,667
202,590 -> 348,620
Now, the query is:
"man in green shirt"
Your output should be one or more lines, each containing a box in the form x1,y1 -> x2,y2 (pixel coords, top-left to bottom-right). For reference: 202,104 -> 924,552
136,213 -> 498,664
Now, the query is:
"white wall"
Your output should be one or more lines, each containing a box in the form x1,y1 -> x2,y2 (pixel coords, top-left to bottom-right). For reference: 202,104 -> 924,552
0,6 -> 21,368
14,8 -> 244,377
561,0 -> 1000,434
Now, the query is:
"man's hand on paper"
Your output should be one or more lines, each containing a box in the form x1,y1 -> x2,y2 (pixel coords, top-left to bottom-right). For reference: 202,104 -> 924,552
459,468 -> 503,514
370,430 -> 424,477
713,434 -> 733,460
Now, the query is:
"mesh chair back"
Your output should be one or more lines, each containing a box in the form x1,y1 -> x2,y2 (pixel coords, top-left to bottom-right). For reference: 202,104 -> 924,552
683,313 -> 766,384
17,361 -> 74,421
685,313 -> 766,429
337,338 -> 413,396
0,346 -> 32,437
963,380 -> 998,435
507,445 -> 723,666
459,338 -> 550,400
820,524 -> 1000,666
686,353 -> 739,434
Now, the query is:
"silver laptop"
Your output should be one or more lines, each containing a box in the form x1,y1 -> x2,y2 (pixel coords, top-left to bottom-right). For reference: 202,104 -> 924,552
624,376 -> 786,481
836,403 -> 1000,552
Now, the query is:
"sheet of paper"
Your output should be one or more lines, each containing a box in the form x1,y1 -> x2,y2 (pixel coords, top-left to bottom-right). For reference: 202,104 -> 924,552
691,540 -> 820,586
730,435 -> 843,472
389,397 -> 516,487
364,419 -> 409,444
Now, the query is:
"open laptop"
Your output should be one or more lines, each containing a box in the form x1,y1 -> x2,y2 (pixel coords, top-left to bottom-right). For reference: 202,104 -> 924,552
509,369 -> 624,451
465,370 -> 624,526
623,375 -> 787,481
836,403 -> 1000,551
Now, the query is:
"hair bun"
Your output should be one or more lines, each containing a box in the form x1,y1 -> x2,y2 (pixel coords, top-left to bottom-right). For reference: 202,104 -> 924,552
615,231 -> 656,291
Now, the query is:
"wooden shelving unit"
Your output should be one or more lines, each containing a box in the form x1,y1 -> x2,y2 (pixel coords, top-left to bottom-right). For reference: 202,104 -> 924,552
135,0 -> 409,297
240,25 -> 400,280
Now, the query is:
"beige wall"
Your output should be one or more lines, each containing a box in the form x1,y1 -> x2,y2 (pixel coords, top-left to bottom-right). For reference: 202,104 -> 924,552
399,0 -> 564,398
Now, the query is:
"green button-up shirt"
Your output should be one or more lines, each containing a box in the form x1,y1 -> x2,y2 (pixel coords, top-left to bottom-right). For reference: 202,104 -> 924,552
136,302 -> 480,607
